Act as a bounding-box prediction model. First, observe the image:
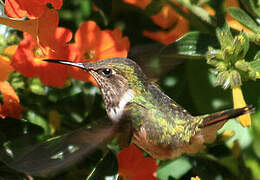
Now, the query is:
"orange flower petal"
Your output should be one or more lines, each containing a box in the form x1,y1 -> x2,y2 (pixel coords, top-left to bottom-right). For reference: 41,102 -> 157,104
191,176 -> 201,180
45,0 -> 63,10
68,21 -> 129,85
225,0 -> 253,34
151,4 -> 178,29
0,56 -> 14,81
143,16 -> 189,45
3,45 -> 18,57
0,9 -> 60,51
0,81 -> 23,119
4,0 -> 62,19
37,9 -> 60,49
11,30 -> 73,87
123,0 -> 151,9
201,4 -> 215,16
118,144 -> 158,180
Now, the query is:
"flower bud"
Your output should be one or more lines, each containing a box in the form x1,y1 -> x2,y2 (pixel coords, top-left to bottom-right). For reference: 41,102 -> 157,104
230,70 -> 242,87
248,68 -> 257,80
216,71 -> 230,88
216,61 -> 227,71
235,59 -> 249,72
223,46 -> 234,62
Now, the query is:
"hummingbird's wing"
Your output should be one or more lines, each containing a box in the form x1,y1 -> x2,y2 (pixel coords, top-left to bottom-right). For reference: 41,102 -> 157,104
0,124 -> 118,177
128,43 -> 184,79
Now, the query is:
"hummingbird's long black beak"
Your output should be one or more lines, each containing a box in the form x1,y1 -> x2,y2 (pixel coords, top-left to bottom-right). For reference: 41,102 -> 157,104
44,59 -> 86,69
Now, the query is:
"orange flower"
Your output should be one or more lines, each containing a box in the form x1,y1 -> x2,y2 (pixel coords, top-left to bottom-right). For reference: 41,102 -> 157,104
0,52 -> 14,81
4,0 -> 63,19
123,0 -> 189,45
0,45 -> 23,119
143,15 -> 189,45
0,81 -> 23,119
0,9 -> 60,50
118,144 -> 158,180
144,1 -> 189,45
151,4 -> 179,29
11,27 -> 74,87
191,176 -> 201,180
68,21 -> 130,84
123,0 -> 151,10
225,0 -> 253,34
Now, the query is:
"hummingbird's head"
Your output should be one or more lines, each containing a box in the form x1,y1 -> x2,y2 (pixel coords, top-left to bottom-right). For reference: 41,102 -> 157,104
45,57 -> 148,122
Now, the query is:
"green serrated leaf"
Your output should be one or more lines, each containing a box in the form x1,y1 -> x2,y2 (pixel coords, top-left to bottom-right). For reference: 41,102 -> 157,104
240,0 -> 260,17
250,60 -> 260,78
254,50 -> 260,60
228,7 -> 259,33
145,0 -> 163,16
165,0 -> 215,32
159,31 -> 219,59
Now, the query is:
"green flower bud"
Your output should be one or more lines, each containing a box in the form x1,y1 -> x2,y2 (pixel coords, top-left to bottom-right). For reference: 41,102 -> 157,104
223,46 -> 234,62
230,70 -> 242,87
216,71 -> 230,88
232,35 -> 245,57
206,47 -> 223,63
216,61 -> 227,71
235,59 -> 249,72
248,67 -> 257,80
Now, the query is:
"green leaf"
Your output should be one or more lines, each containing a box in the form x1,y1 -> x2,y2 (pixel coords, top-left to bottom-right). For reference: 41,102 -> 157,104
245,158 -> 260,180
80,0 -> 93,18
145,0 -> 163,16
159,32 -> 219,59
218,119 -> 252,149
250,60 -> 260,77
227,8 -> 260,33
157,157 -> 192,180
165,0 -> 215,32
29,78 -> 46,95
254,50 -> 260,60
26,110 -> 50,134
240,0 -> 260,17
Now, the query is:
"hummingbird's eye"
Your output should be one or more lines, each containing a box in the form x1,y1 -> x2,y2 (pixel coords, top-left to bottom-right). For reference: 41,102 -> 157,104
99,68 -> 112,77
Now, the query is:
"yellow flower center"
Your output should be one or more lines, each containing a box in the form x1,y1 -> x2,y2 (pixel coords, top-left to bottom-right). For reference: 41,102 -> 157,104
34,47 -> 48,58
84,50 -> 95,60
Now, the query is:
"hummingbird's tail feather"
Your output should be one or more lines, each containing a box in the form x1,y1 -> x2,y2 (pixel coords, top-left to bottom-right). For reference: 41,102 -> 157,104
193,105 -> 254,145
200,105 -> 254,128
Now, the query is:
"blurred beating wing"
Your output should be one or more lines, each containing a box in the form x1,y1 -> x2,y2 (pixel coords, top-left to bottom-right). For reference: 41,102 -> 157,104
128,43 -> 184,79
0,124 -> 118,177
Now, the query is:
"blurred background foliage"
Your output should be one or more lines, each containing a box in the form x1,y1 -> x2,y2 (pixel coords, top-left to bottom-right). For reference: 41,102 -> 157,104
0,0 -> 260,179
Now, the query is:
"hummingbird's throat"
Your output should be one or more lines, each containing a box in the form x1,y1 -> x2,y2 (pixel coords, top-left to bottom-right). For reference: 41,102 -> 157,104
106,89 -> 135,122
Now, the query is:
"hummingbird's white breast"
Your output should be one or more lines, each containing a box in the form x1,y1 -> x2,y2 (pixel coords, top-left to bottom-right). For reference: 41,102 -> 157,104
107,89 -> 135,122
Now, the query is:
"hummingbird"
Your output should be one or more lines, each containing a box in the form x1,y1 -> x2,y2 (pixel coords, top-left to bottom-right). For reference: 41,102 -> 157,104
43,57 -> 253,159
0,57 -> 253,176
